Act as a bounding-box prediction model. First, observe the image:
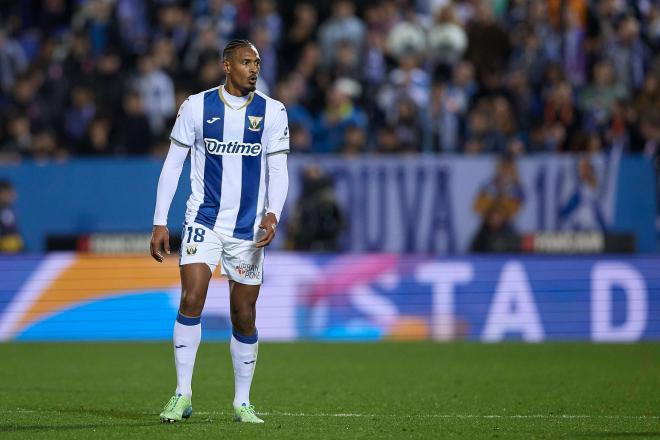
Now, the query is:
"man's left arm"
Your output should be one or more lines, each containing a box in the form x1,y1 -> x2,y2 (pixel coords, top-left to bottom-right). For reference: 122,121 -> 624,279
256,104 -> 290,248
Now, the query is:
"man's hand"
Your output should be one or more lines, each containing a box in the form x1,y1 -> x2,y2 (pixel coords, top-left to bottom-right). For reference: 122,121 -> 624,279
150,225 -> 170,262
256,212 -> 278,248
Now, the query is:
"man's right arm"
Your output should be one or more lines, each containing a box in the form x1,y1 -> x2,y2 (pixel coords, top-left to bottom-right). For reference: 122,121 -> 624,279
151,95 -> 195,262
150,143 -> 189,262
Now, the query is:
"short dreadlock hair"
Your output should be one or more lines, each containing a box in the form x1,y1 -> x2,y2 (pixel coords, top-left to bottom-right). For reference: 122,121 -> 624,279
222,39 -> 256,61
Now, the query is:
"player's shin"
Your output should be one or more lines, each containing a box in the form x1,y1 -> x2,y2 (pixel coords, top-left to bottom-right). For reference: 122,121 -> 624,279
173,312 -> 202,399
230,328 -> 258,407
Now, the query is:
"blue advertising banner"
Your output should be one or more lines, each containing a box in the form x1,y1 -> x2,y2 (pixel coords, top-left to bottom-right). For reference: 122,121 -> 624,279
286,153 -> 656,253
1,253 -> 658,342
0,154 -> 655,252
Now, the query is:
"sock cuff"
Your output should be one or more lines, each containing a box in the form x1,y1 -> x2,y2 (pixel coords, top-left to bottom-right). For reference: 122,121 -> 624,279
232,328 -> 258,344
176,312 -> 201,326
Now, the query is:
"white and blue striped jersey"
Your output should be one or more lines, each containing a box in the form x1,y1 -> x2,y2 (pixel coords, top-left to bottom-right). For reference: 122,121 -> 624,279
170,86 -> 289,241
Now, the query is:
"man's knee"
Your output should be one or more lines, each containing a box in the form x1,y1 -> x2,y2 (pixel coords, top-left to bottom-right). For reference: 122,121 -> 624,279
231,306 -> 255,332
180,289 -> 205,314
231,305 -> 253,323
179,263 -> 211,315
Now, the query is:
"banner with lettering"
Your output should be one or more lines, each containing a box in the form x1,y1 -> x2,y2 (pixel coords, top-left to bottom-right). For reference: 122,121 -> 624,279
1,253 -> 658,342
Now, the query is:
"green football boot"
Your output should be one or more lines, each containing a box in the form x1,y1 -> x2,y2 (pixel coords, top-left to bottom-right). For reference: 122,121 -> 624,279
159,394 -> 192,423
233,404 -> 264,423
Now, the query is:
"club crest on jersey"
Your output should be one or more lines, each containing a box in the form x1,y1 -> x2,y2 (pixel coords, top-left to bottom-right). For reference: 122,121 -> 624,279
247,116 -> 263,132
186,245 -> 197,255
204,138 -> 262,156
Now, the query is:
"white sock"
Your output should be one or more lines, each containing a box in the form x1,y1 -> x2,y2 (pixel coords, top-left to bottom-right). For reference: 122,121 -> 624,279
230,329 -> 258,408
173,313 -> 201,399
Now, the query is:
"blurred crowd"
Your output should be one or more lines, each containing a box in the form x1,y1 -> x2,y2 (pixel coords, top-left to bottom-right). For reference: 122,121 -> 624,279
1,0 -> 659,162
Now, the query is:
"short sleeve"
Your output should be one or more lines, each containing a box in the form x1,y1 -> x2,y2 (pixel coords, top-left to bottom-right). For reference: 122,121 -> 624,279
265,103 -> 290,155
170,97 -> 195,148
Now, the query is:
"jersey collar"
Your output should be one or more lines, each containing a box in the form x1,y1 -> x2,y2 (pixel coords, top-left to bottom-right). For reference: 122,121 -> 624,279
219,85 -> 254,110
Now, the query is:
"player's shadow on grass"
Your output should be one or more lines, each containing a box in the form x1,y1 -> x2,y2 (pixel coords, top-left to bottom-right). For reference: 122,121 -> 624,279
0,419 -> 215,433
1,408 -> 214,433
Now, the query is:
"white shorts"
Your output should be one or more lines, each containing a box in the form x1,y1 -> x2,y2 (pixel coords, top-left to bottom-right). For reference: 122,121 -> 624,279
179,222 -> 264,285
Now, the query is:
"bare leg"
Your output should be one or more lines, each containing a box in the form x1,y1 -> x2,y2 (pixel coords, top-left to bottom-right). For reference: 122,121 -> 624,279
229,280 -> 260,335
179,263 -> 213,316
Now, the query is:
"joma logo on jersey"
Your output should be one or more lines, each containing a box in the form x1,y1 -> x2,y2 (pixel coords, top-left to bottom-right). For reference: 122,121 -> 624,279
204,138 -> 262,156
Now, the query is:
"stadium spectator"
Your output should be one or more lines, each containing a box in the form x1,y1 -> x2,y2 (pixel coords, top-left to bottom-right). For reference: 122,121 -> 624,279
8,73 -> 44,126
561,5 -> 588,87
77,0 -> 121,57
2,112 -> 30,159
428,5 -> 468,69
634,73 -> 660,119
362,28 -> 387,98
31,128 -> 63,162
509,25 -> 551,88
643,4 -> 660,49
473,155 -> 525,226
329,40 -> 362,82
280,3 -> 318,72
62,30 -> 95,79
386,13 -> 427,63
274,75 -> 314,131
289,123 -> 313,154
465,1 -> 511,77
606,15 -> 649,91
252,0 -> 282,47
0,29 -> 28,96
339,123 -> 367,157
543,81 -> 583,151
115,0 -> 150,55
64,85 -> 96,145
318,0 -> 365,67
389,97 -> 424,153
35,0 -> 73,37
151,37 -> 180,78
195,55 -> 224,91
377,52 -> 430,150
77,116 -> 114,156
431,60 -> 476,152
288,166 -> 344,251
116,91 -> 153,155
470,204 -> 518,253
93,50 -> 125,116
506,68 -> 541,133
313,78 -> 367,154
464,102 -> 506,154
152,3 -> 191,54
183,21 -> 222,74
133,53 -> 176,136
558,156 -> 606,231
0,179 -> 23,253
578,59 -> 627,132
376,125 -> 401,154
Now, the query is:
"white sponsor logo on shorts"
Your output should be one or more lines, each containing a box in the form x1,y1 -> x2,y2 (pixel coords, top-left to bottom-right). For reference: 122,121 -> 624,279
235,261 -> 261,279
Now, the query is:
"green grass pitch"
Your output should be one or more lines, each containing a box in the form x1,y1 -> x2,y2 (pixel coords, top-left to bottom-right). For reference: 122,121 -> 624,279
2,342 -> 659,439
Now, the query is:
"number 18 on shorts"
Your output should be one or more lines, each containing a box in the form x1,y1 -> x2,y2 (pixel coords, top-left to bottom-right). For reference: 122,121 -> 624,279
179,222 -> 264,285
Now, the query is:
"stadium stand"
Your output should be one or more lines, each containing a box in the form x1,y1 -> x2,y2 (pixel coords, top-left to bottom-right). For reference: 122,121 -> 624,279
0,0 -> 658,159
